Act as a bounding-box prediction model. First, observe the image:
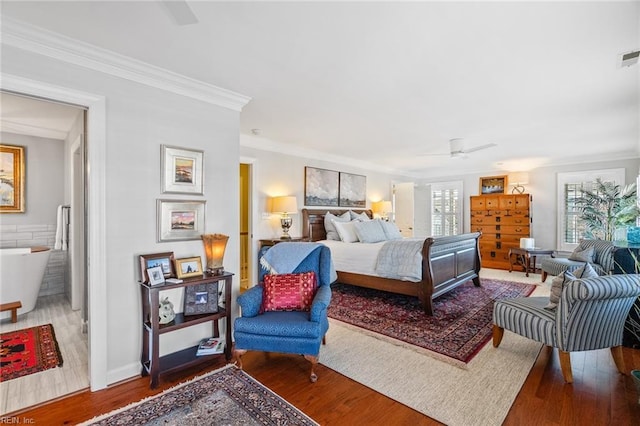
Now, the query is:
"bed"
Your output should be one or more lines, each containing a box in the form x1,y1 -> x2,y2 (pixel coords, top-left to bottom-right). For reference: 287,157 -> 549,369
301,208 -> 482,315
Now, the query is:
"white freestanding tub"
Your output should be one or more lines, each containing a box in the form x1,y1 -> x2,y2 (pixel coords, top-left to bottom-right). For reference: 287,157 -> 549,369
0,246 -> 51,320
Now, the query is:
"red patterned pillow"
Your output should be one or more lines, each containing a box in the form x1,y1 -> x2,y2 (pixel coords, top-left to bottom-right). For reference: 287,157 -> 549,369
261,272 -> 317,313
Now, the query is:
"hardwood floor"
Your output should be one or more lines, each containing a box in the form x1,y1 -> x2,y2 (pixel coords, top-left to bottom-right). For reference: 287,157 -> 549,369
6,346 -> 639,425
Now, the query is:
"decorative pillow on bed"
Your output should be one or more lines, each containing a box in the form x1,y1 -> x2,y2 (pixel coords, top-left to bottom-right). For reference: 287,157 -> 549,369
354,219 -> 387,243
324,212 -> 351,240
349,210 -> 371,222
544,263 -> 597,310
333,220 -> 360,243
568,245 -> 595,263
380,221 -> 403,240
261,271 -> 317,312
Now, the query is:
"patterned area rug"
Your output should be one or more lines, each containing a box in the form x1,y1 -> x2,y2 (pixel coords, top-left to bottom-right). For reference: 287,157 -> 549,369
80,365 -> 318,426
328,278 -> 536,365
0,323 -> 63,381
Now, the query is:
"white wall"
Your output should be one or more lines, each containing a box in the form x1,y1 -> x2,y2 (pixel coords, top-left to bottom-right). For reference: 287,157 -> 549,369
2,45 -> 241,384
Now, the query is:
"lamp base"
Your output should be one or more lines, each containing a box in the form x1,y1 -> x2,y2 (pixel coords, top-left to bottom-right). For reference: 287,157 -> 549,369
205,267 -> 224,276
280,217 -> 293,239
511,185 -> 525,194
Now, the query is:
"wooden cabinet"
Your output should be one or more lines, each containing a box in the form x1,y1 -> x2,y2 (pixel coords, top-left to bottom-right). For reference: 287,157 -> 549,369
139,272 -> 233,388
470,194 -> 531,270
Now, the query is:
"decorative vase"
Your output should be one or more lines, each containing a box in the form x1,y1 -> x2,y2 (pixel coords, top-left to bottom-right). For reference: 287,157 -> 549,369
627,227 -> 640,245
159,297 -> 175,324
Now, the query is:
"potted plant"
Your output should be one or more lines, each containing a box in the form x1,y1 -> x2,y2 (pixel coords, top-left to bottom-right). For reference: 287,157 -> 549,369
574,178 -> 638,241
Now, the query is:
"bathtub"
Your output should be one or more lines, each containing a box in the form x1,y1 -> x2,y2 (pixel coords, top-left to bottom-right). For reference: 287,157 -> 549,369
0,246 -> 51,320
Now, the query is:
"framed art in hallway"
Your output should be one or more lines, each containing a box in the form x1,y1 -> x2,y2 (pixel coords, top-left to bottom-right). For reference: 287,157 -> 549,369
161,145 -> 204,194
479,175 -> 507,195
157,199 -> 206,242
0,144 -> 25,213
139,252 -> 176,283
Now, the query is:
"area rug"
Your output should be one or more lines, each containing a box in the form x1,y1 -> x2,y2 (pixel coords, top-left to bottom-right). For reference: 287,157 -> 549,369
80,365 -> 318,426
0,323 -> 63,381
321,283 -> 548,426
328,278 -> 536,365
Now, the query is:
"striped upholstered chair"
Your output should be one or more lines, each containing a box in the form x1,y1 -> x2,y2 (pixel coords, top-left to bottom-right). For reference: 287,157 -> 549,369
493,274 -> 640,383
540,239 -> 614,282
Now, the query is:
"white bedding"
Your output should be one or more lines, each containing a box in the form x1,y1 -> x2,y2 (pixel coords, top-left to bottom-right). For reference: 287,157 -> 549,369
319,239 -> 423,282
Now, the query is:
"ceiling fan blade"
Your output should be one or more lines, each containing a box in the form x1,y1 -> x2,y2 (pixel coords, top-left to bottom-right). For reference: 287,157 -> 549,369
463,143 -> 497,153
162,0 -> 199,26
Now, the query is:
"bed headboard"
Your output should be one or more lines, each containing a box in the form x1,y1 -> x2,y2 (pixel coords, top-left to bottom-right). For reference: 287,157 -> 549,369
301,208 -> 373,241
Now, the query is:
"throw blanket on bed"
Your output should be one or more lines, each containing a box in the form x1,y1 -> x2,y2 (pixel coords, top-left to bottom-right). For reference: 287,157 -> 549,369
375,238 -> 425,281
260,242 -> 338,282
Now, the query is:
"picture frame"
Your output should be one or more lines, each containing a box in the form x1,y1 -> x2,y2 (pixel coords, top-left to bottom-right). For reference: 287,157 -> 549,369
479,175 -> 508,195
147,266 -> 165,286
339,172 -> 366,207
157,199 -> 206,242
161,145 -> 204,195
175,256 -> 203,279
184,282 -> 219,315
139,252 -> 176,283
0,144 -> 25,213
304,166 -> 339,206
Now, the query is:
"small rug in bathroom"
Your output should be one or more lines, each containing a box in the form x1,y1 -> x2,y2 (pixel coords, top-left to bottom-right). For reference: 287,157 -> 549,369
0,323 -> 63,381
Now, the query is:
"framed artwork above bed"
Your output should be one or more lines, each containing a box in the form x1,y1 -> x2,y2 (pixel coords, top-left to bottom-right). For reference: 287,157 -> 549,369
339,172 -> 366,207
305,166 -> 339,206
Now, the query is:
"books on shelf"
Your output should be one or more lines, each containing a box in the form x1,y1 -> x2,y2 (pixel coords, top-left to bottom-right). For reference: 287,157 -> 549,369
196,337 -> 224,356
165,278 -> 183,284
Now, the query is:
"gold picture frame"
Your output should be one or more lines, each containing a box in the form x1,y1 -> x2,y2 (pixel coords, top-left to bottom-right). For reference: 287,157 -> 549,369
175,256 -> 203,279
0,144 -> 25,213
479,175 -> 508,195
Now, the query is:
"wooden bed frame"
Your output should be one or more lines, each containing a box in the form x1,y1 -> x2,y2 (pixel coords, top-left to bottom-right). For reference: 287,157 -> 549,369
301,208 -> 482,315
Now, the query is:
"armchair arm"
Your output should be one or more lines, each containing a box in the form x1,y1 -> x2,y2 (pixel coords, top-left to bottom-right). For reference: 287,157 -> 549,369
566,274 -> 640,302
236,285 -> 263,318
310,284 -> 332,323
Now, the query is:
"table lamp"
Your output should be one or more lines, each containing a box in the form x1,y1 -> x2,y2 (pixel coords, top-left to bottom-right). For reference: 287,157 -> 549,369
271,196 -> 298,239
201,233 -> 228,275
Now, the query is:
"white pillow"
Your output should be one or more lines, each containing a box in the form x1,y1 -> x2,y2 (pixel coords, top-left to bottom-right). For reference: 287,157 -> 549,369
354,219 -> 387,243
324,211 -> 351,240
333,220 -> 360,243
349,210 -> 371,222
380,221 -> 403,240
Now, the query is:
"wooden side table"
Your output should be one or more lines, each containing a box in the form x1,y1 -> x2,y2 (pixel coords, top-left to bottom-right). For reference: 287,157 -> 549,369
259,237 -> 310,248
508,248 -> 555,277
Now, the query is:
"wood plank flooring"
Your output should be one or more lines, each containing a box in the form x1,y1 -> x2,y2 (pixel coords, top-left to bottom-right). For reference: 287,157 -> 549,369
5,345 -> 639,425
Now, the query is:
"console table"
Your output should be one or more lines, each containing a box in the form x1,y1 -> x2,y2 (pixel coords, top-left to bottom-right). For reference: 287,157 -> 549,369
508,247 -> 555,277
139,272 -> 233,388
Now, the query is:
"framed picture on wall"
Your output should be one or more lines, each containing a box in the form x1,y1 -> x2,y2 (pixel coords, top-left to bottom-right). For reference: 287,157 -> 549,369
161,145 -> 204,194
157,199 -> 206,242
479,175 -> 508,195
304,166 -> 339,206
0,144 -> 25,213
339,172 -> 366,207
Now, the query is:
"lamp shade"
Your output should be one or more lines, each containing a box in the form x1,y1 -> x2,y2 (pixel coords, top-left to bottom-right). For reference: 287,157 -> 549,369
201,234 -> 228,274
509,172 -> 529,185
373,200 -> 392,214
271,196 -> 298,214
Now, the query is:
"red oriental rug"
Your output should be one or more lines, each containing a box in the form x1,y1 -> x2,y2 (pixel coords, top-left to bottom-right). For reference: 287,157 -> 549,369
0,324 -> 63,381
328,278 -> 536,365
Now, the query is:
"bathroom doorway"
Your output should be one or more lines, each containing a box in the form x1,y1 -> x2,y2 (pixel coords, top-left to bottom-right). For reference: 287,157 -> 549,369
0,91 -> 89,412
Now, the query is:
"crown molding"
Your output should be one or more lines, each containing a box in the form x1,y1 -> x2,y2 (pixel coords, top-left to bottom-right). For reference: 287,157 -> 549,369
1,17 -> 251,112
0,119 -> 68,140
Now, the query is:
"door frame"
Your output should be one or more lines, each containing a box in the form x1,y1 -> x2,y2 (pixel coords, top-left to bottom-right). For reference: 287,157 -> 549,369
2,74 -> 108,390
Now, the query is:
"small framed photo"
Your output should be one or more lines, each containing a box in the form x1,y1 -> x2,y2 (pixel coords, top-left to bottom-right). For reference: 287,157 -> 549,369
161,145 -> 204,194
175,256 -> 203,279
479,175 -> 508,195
139,252 -> 176,283
184,282 -> 219,315
157,199 -> 206,242
147,266 -> 165,286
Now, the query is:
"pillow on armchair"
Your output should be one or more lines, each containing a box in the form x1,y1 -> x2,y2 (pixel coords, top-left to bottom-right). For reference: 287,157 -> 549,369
568,245 -> 595,263
545,262 -> 598,310
261,271 -> 318,312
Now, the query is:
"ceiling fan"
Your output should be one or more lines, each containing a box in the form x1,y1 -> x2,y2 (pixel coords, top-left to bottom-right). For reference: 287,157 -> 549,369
422,138 -> 497,159
161,0 -> 199,26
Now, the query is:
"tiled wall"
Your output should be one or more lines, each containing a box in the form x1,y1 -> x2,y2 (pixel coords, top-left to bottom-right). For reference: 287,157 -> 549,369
0,224 -> 67,297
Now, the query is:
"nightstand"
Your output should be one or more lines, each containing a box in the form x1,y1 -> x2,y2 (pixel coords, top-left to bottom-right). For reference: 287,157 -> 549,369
259,237 -> 310,248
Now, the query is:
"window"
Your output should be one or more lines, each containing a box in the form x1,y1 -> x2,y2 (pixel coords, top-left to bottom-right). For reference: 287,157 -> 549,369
556,168 -> 625,251
430,181 -> 463,236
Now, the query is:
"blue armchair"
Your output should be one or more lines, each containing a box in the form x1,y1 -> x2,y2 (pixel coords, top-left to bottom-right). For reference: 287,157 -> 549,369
493,274 -> 640,383
233,243 -> 333,382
